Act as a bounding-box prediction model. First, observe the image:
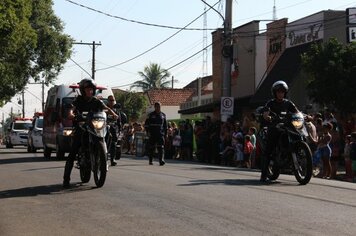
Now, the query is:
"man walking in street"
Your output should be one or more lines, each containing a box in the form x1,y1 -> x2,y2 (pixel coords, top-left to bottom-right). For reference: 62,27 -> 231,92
145,102 -> 167,166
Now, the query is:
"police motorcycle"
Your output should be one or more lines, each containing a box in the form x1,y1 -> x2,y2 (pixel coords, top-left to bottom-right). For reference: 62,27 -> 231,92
256,107 -> 313,185
75,110 -> 108,188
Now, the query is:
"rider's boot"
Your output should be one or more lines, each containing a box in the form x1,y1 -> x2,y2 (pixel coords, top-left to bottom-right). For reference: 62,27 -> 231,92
110,158 -> 117,166
63,158 -> 74,188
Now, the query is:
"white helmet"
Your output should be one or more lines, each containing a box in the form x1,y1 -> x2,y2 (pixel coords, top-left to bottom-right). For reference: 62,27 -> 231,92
271,80 -> 288,98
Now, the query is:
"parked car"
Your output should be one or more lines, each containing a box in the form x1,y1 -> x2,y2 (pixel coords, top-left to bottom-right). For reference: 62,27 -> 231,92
42,83 -> 114,159
6,117 -> 33,148
27,112 -> 44,153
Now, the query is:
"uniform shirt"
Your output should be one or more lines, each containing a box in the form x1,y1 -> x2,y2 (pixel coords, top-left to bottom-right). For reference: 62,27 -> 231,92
265,98 -> 298,116
145,111 -> 167,137
72,96 -> 106,124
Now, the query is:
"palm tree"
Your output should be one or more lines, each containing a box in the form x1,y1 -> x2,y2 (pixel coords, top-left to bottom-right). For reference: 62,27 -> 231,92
131,63 -> 172,91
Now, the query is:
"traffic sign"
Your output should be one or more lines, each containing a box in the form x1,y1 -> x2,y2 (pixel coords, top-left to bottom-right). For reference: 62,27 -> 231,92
220,97 -> 234,116
348,26 -> 356,43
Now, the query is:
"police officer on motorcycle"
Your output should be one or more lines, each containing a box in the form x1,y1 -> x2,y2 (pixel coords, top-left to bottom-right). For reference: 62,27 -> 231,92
145,102 -> 167,166
63,78 -> 118,188
260,80 -> 299,182
107,95 -> 127,166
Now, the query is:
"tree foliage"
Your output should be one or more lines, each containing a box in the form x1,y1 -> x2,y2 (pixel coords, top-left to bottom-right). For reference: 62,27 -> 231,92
114,91 -> 148,121
301,38 -> 356,114
0,0 -> 72,106
131,63 -> 172,92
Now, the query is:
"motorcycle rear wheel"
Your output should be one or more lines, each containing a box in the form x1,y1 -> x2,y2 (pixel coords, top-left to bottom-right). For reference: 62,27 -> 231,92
293,141 -> 312,185
92,141 -> 107,188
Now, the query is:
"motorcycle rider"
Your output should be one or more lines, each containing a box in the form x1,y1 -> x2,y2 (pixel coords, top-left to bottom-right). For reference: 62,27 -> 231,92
260,80 -> 299,182
106,95 -> 127,166
63,78 -> 118,188
145,102 -> 167,166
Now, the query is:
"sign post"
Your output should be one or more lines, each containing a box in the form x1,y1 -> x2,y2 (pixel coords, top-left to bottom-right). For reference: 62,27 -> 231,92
220,97 -> 234,121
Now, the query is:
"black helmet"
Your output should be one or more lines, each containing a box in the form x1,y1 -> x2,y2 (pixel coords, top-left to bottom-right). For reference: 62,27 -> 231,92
79,78 -> 96,96
271,80 -> 288,98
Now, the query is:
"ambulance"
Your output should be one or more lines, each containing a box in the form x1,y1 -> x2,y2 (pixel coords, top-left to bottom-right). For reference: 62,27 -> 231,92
42,83 -> 113,159
6,117 -> 33,148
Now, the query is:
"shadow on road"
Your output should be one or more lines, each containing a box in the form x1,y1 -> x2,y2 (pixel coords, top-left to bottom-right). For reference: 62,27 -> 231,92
177,178 -> 290,186
0,183 -> 95,199
0,156 -> 54,165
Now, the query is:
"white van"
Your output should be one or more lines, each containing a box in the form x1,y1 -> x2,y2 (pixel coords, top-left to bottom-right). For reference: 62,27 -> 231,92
42,83 -> 114,159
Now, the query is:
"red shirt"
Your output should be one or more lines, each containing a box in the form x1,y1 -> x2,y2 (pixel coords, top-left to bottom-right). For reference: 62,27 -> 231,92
244,140 -> 254,154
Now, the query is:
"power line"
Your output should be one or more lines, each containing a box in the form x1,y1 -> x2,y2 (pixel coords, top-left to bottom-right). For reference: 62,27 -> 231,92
69,58 -> 92,78
96,1 -> 221,71
24,88 -> 42,102
64,0 -> 218,31
109,9 -> 351,88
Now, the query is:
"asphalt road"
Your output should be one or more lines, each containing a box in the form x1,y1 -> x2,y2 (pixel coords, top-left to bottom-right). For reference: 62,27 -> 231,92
1,146 -> 356,236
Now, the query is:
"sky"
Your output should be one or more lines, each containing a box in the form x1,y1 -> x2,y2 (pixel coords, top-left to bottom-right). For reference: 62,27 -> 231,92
2,0 -> 356,121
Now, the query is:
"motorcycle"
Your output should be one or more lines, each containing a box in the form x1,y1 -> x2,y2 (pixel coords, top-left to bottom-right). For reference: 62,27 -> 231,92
256,108 -> 313,185
75,111 -> 108,188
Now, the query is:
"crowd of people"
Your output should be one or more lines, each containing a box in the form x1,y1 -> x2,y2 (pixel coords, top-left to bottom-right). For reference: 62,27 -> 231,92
119,108 -> 356,183
305,110 -> 356,182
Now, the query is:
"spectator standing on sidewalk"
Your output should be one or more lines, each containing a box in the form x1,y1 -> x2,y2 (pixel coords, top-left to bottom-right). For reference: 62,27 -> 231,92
243,135 -> 254,168
319,122 -> 333,179
248,127 -> 257,168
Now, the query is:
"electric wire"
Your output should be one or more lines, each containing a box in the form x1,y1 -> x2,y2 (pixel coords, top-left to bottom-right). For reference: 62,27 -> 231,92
69,58 -> 92,78
64,0 -> 218,31
110,10 -> 351,88
96,1 -> 221,71
67,2 -> 356,89
24,89 -> 42,102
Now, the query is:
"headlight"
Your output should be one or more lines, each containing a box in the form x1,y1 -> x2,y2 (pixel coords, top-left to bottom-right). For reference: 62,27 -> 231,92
292,120 -> 303,129
92,119 -> 105,130
63,129 -> 73,136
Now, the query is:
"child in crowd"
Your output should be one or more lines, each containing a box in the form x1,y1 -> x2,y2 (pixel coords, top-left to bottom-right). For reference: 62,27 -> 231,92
243,135 -> 254,168
248,127 -> 257,168
318,122 -> 333,179
234,137 -> 244,167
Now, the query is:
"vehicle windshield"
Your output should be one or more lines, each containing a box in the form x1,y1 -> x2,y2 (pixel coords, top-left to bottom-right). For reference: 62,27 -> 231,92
62,97 -> 75,107
62,97 -> 75,118
36,118 -> 44,128
13,122 -> 32,130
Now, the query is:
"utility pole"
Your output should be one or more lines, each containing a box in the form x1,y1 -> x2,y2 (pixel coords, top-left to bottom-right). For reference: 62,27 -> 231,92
221,0 -> 233,121
22,90 -> 25,118
73,41 -> 102,80
29,81 -> 46,112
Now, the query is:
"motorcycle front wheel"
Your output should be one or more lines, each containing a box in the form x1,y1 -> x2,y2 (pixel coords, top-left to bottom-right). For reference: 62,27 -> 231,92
80,154 -> 91,183
292,141 -> 312,185
92,140 -> 107,188
267,160 -> 280,181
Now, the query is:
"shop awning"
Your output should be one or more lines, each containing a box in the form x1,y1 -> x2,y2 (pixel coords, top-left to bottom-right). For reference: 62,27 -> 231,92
250,43 -> 312,106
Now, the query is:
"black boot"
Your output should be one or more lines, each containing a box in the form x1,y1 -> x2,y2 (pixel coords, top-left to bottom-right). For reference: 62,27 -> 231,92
63,159 -> 73,188
111,159 -> 117,166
